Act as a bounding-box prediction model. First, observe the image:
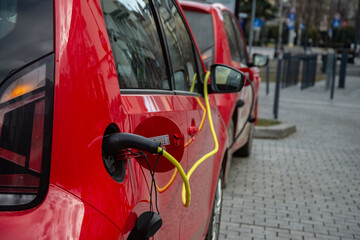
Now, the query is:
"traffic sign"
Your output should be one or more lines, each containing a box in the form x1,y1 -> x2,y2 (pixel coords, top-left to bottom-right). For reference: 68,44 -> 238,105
253,18 -> 262,29
333,19 -> 341,28
334,12 -> 341,20
328,29 -> 333,38
287,13 -> 296,30
341,20 -> 348,28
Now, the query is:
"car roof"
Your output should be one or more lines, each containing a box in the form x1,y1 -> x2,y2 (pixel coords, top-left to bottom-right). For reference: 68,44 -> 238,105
179,0 -> 231,14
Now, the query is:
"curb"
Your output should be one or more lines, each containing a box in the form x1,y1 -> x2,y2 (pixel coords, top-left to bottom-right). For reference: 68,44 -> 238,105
254,123 -> 296,139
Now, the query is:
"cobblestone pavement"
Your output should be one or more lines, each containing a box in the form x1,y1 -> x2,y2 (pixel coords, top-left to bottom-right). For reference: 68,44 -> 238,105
220,76 -> 360,240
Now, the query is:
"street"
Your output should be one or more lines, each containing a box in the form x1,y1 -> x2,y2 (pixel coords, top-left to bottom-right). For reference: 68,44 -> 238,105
220,76 -> 360,239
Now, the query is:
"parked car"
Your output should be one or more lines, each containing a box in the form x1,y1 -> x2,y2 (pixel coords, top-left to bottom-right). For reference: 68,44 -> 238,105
180,2 -> 268,164
0,0 -> 245,239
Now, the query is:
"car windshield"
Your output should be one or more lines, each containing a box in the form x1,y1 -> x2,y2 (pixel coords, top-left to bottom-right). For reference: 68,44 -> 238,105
0,0 -> 53,83
183,10 -> 214,54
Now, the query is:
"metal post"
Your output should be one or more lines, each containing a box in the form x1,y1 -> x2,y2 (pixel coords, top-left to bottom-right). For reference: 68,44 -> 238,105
248,0 -> 257,56
355,0 -> 360,46
330,55 -> 336,99
339,51 -> 348,88
321,54 -> 327,73
325,54 -> 333,90
282,53 -> 290,88
234,0 -> 242,20
296,22 -> 302,46
303,0 -> 312,52
266,63 -> 270,95
296,55 -> 300,85
275,0 -> 284,58
311,55 -> 317,86
301,56 -> 309,90
274,58 -> 282,119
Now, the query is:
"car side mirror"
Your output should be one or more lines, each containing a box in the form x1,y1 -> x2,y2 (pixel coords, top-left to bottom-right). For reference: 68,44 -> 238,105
252,53 -> 269,67
210,64 -> 245,93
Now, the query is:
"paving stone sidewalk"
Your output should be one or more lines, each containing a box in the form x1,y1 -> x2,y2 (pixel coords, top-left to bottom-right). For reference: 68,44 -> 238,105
220,76 -> 360,240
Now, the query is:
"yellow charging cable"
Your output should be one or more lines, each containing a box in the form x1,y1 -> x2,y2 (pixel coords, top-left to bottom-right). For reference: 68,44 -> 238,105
157,74 -> 206,193
181,71 -> 218,205
156,168 -> 178,193
189,73 -> 197,92
156,71 -> 218,207
157,96 -> 206,193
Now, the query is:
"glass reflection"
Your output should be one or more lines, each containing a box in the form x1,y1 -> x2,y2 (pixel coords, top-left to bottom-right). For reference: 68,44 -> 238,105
215,66 -> 243,91
155,0 -> 198,92
101,0 -> 169,89
0,0 -> 53,82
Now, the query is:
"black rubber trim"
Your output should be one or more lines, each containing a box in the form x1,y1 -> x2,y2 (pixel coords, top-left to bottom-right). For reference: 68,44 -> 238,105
149,0 -> 173,90
173,90 -> 202,97
120,89 -> 175,95
103,133 -> 161,155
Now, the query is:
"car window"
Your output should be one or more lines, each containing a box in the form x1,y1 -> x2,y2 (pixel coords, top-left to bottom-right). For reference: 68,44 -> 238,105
183,11 -> 214,55
183,10 -> 214,70
229,13 -> 248,64
223,13 -> 242,63
0,0 -> 53,83
155,0 -> 202,93
100,0 -> 170,90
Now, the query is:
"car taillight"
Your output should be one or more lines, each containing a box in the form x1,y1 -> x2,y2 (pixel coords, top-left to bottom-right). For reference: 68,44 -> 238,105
0,55 -> 54,210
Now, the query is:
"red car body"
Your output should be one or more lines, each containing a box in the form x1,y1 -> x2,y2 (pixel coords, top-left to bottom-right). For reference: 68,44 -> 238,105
181,1 -> 262,158
0,0 -> 245,239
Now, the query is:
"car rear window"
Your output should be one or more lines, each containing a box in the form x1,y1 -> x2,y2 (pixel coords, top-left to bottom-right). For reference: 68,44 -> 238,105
0,0 -> 53,83
183,11 -> 214,54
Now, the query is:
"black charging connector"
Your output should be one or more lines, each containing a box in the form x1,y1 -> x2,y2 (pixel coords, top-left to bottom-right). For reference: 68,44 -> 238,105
102,133 -> 161,155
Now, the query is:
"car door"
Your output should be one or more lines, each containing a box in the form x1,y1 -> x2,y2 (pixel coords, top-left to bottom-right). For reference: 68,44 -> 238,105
222,12 -> 254,148
154,1 -> 226,238
100,0 -> 204,238
226,12 -> 260,123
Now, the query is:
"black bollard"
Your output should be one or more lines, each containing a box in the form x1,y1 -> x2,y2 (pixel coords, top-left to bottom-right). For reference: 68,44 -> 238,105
325,54 -> 333,90
301,56 -> 309,90
330,55 -> 336,99
273,58 -> 282,119
321,54 -> 327,73
338,51 -> 348,88
266,63 -> 269,95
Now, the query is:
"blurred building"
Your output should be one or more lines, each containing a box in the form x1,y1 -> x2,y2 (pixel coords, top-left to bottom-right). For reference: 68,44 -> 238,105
187,0 -> 359,46
282,0 -> 357,29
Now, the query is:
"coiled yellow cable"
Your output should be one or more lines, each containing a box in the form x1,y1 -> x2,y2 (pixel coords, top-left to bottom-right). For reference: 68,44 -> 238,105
156,168 -> 178,193
157,146 -> 191,207
181,71 -> 218,205
157,71 -> 219,207
157,74 -> 206,192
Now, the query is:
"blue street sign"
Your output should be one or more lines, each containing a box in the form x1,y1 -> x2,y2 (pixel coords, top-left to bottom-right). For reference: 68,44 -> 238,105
328,29 -> 333,38
287,21 -> 295,30
333,19 -> 341,28
300,23 -> 305,30
287,13 -> 296,30
253,18 -> 262,28
289,13 -> 296,21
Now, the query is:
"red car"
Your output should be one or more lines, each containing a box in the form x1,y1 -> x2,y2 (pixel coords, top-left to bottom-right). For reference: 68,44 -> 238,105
0,0 -> 245,239
180,2 -> 268,163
